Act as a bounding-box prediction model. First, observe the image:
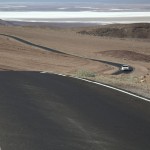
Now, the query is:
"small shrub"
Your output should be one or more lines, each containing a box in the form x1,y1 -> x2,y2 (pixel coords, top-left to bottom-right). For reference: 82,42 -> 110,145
76,70 -> 96,78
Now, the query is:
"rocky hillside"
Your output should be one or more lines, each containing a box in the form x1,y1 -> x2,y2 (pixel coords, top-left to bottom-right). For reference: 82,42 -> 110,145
78,23 -> 150,39
0,19 -> 14,26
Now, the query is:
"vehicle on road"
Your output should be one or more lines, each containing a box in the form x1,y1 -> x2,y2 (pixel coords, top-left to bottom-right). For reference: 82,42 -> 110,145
121,64 -> 130,71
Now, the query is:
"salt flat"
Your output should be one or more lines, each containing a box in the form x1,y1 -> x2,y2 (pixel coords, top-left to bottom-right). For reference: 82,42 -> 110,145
1,11 -> 150,24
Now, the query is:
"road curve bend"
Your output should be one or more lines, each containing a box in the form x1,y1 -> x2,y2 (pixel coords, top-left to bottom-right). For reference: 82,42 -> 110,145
0,71 -> 149,150
0,34 -> 133,74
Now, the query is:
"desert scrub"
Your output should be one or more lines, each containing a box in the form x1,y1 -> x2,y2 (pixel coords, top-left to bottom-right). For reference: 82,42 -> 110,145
75,69 -> 96,78
95,75 -> 150,98
74,71 -> 150,98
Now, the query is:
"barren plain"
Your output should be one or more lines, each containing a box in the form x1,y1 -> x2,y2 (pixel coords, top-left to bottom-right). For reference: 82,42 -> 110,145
0,25 -> 149,98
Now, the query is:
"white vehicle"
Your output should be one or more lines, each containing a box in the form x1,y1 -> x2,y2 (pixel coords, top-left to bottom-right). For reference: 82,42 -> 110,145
121,65 -> 130,71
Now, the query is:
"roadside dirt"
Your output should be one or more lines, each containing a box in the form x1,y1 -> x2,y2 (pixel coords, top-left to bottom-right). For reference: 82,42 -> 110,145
0,35 -> 109,74
98,50 -> 150,62
0,26 -> 149,98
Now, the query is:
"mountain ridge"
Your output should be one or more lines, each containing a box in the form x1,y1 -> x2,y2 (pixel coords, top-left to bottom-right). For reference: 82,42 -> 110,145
78,23 -> 150,39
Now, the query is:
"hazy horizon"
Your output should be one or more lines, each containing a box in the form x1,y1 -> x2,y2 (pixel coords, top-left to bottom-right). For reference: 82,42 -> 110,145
0,0 -> 150,24
0,0 -> 150,4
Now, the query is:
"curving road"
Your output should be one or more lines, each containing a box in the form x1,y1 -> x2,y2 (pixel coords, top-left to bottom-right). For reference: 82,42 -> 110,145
0,71 -> 150,150
0,34 -> 133,74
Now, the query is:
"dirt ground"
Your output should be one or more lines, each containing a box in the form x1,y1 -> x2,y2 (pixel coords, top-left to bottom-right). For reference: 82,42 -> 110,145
0,35 -> 109,74
0,26 -> 149,98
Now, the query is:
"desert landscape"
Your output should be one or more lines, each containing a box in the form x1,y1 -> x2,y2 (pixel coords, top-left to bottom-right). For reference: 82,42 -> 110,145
1,1 -> 150,149
0,22 -> 150,98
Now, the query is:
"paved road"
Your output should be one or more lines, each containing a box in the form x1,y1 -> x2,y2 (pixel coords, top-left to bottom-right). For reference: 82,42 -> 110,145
0,34 -> 133,74
90,59 -> 133,75
0,71 -> 150,150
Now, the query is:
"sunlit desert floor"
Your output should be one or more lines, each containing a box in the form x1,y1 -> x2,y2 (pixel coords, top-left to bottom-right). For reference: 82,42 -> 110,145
0,25 -> 149,98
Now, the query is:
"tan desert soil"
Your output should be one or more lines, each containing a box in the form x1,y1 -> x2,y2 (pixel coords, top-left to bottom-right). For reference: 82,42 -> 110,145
0,25 -> 149,98
0,35 -> 109,74
98,50 -> 150,62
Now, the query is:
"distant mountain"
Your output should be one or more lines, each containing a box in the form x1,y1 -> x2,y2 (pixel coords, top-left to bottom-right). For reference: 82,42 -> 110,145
1,0 -> 150,4
78,23 -> 150,39
0,19 -> 14,26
